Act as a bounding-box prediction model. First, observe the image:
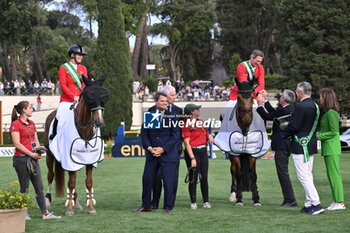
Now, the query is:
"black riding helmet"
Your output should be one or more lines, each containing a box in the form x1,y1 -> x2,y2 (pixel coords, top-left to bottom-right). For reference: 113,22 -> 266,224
68,45 -> 88,58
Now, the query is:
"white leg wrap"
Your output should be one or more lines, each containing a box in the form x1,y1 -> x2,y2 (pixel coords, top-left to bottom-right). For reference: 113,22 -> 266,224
65,188 -> 75,206
86,188 -> 96,206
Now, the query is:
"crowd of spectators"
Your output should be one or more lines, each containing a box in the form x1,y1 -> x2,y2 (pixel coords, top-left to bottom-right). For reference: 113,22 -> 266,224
133,79 -> 233,102
0,79 -> 60,96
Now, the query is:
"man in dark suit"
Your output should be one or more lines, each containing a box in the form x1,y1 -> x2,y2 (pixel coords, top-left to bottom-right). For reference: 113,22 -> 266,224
282,82 -> 324,215
133,92 -> 180,213
257,89 -> 297,207
152,85 -> 183,209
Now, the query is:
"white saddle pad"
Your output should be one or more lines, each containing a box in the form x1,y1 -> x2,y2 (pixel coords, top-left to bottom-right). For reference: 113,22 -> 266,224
49,108 -> 104,171
215,100 -> 270,157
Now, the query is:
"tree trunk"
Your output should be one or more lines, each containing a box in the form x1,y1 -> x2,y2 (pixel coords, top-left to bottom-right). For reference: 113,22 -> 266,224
10,47 -> 17,81
132,11 -> 147,81
0,45 -> 11,80
33,47 -> 45,81
140,23 -> 149,78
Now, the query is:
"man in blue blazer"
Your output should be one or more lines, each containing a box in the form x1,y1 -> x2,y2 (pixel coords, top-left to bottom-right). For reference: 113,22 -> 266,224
282,82 -> 324,215
152,85 -> 183,209
257,89 -> 297,207
133,92 -> 180,213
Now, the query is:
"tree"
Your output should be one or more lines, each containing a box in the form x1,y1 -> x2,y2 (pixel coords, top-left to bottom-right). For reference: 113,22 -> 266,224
96,0 -> 133,138
215,0 -> 281,74
152,0 -> 216,81
279,0 -> 350,115
0,0 -> 42,80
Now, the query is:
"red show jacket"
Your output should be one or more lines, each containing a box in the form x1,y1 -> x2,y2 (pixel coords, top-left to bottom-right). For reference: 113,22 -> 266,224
58,63 -> 87,102
229,62 -> 265,100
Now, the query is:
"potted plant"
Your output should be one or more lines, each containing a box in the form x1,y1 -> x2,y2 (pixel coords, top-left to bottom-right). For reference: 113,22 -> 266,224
0,181 -> 35,233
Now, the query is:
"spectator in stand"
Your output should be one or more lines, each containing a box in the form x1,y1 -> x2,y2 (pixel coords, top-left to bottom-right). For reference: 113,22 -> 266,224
51,82 -> 55,95
145,86 -> 149,97
10,80 -> 15,95
20,80 -> 26,95
41,79 -> 48,94
33,80 -> 40,94
133,80 -> 140,93
166,79 -> 171,86
0,81 -> 4,96
56,81 -> 61,95
47,80 -> 53,94
27,80 -> 34,95
157,80 -> 163,91
14,79 -> 20,95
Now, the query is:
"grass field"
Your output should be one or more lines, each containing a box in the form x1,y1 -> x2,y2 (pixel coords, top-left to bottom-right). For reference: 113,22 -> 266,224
1,152 -> 350,233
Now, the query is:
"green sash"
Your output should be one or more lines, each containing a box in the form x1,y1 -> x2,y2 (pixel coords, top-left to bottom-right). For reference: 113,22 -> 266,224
63,62 -> 82,91
241,61 -> 258,91
294,102 -> 320,162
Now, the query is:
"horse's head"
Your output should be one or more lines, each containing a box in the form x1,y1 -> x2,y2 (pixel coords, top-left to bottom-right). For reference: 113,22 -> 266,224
80,75 -> 110,128
235,77 -> 254,135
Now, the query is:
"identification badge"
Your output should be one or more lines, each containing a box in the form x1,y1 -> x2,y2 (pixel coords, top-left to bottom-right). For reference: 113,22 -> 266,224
31,142 -> 37,149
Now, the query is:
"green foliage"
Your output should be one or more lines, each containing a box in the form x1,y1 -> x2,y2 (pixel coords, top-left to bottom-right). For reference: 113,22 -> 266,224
143,77 -> 158,92
97,0 -> 133,139
0,181 -> 35,209
2,132 -> 45,145
216,0 -> 281,74
279,0 -> 350,115
228,53 -> 242,76
222,78 -> 234,88
152,0 -> 216,81
264,74 -> 295,91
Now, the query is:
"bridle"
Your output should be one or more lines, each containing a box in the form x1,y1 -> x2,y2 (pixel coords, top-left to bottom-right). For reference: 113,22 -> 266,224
71,103 -> 105,135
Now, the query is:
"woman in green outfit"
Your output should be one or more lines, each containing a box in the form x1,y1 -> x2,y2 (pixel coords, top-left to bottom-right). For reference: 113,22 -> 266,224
317,88 -> 345,211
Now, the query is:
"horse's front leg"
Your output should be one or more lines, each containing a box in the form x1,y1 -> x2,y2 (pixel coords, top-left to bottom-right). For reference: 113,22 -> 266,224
86,165 -> 96,214
65,171 -> 76,216
234,156 -> 243,206
249,157 -> 261,206
228,155 -> 237,202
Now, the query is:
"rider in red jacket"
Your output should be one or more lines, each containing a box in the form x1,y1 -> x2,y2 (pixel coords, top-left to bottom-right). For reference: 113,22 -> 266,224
50,45 -> 88,139
229,50 -> 265,100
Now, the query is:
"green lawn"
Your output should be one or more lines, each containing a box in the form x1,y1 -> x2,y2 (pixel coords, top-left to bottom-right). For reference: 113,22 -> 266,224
1,152 -> 350,233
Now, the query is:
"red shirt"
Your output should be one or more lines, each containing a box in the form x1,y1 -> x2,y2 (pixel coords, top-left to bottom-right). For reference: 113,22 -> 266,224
10,118 -> 37,156
181,119 -> 209,147
229,62 -> 265,100
58,63 -> 87,102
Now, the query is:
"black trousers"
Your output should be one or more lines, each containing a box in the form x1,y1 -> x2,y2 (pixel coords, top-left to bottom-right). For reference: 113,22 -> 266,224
184,147 -> 209,203
275,150 -> 296,203
13,156 -> 47,214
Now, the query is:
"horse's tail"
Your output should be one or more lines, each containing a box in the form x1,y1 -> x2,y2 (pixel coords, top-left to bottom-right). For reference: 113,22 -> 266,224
54,160 -> 65,197
240,154 -> 251,191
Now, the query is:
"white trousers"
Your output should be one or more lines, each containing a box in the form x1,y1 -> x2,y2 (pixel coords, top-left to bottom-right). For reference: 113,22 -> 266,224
292,154 -> 320,207
56,102 -> 75,131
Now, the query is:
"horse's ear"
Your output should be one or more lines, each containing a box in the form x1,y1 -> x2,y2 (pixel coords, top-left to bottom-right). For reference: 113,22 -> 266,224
96,75 -> 107,86
82,75 -> 91,86
235,77 -> 241,89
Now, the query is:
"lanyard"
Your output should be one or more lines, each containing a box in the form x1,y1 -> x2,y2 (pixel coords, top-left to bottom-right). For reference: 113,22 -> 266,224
23,122 -> 35,144
294,102 -> 320,162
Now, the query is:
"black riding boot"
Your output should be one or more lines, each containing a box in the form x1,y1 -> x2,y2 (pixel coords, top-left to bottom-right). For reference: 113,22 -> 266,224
49,118 -> 58,140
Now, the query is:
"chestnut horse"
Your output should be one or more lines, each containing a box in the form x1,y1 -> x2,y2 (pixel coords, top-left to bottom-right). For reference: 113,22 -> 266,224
44,75 -> 109,216
228,78 -> 261,206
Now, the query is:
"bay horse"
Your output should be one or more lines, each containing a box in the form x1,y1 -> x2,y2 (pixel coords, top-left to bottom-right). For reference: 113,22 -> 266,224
228,77 -> 261,206
44,75 -> 109,216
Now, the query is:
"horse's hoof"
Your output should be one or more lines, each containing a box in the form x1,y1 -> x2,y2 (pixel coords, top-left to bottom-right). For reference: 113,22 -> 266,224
88,210 -> 97,215
65,211 -> 74,216
235,202 -> 244,206
253,202 -> 262,207
229,192 -> 236,202
75,205 -> 83,211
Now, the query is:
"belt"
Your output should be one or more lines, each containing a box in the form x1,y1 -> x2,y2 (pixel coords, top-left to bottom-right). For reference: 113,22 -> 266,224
192,145 -> 206,149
